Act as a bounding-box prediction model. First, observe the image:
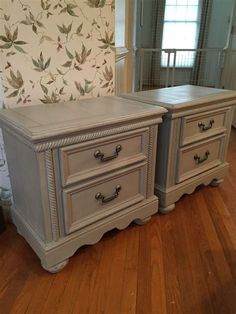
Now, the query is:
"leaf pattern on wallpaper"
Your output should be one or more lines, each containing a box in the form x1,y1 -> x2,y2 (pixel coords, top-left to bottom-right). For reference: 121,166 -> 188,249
6,69 -> 23,96
98,31 -> 115,52
0,26 -> 28,53
87,0 -> 106,8
21,11 -> 46,34
32,52 -> 51,72
100,65 -> 114,93
59,3 -> 78,17
0,0 -> 115,108
4,69 -> 32,104
40,90 -> 61,104
75,44 -> 92,65
57,23 -> 72,35
75,79 -> 95,96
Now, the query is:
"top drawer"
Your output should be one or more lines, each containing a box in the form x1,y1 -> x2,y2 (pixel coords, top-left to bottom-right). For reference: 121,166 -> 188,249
59,128 -> 149,186
180,107 -> 230,146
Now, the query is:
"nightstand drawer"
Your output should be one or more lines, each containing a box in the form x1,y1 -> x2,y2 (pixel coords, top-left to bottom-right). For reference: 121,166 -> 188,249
181,108 -> 229,146
59,129 -> 149,186
62,163 -> 147,234
177,134 -> 226,183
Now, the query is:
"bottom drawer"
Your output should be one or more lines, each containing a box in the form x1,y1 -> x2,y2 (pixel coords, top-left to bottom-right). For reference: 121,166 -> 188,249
177,134 -> 226,183
62,163 -> 147,234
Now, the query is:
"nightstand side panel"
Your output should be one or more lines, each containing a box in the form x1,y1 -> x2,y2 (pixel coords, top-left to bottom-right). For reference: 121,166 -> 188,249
2,130 -> 50,242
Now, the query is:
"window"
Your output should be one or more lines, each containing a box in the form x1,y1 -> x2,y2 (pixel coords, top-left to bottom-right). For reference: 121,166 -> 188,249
161,0 -> 201,67
115,0 -> 126,47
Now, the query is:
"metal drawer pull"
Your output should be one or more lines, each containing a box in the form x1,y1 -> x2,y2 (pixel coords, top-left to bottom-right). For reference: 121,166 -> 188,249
95,184 -> 122,204
198,119 -> 214,131
94,145 -> 122,162
194,151 -> 210,164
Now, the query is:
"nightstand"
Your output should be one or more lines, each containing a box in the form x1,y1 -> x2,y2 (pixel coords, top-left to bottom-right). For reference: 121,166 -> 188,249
0,96 -> 166,272
122,85 -> 236,213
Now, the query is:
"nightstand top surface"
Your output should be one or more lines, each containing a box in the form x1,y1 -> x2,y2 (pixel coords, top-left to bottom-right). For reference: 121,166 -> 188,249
0,96 -> 166,141
122,85 -> 236,111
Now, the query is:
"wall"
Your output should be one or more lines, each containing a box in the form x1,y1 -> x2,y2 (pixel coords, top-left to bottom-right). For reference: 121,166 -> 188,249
203,0 -> 234,86
0,0 -> 115,214
221,0 -> 236,127
222,0 -> 236,91
207,0 -> 234,48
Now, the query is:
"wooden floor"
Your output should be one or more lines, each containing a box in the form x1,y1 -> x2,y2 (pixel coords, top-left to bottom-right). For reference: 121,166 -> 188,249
0,129 -> 236,314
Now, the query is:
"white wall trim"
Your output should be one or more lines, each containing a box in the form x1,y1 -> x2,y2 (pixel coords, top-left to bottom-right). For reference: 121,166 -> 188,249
115,47 -> 129,62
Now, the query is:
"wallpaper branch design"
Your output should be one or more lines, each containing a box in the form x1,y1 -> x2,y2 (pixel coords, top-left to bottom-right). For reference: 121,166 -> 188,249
0,0 -> 115,108
0,0 -> 115,210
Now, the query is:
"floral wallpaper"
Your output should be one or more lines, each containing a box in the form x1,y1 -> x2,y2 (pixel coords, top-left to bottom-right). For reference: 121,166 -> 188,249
0,0 -> 115,107
0,0 -> 115,214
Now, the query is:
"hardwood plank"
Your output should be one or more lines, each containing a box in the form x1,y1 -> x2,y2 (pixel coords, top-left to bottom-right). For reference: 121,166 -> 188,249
86,230 -> 122,314
197,189 -> 236,314
55,245 -> 102,314
136,221 -> 152,314
149,218 -> 167,314
169,198 -> 209,314
102,229 -> 127,314
119,225 -> 139,314
179,195 -> 215,314
0,228 -> 37,314
158,213 -> 183,314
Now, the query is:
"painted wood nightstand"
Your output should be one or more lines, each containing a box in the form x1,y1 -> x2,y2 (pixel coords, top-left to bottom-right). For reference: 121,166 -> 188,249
122,85 -> 236,213
0,96 -> 166,272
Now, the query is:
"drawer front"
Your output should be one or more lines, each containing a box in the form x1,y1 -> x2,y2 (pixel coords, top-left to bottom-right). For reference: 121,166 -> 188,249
181,108 -> 230,146
59,129 -> 149,186
177,134 -> 226,183
62,163 -> 147,234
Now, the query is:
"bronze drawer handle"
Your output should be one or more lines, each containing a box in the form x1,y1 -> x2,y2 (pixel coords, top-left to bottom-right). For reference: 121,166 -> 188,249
94,145 -> 122,162
95,184 -> 122,204
198,119 -> 214,131
194,151 -> 210,164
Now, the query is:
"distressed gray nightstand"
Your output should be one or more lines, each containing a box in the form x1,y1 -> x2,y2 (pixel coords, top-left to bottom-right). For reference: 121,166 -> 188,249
122,85 -> 236,213
0,96 -> 166,272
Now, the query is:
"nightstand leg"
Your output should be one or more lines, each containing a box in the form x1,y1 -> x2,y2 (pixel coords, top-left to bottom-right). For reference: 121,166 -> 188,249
16,227 -> 23,236
159,203 -> 175,214
42,259 -> 69,273
210,178 -> 224,187
134,216 -> 152,225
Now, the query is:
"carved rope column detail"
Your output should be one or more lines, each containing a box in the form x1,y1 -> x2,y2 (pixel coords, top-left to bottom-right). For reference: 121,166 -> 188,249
166,118 -> 181,188
45,150 -> 60,241
146,125 -> 158,198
